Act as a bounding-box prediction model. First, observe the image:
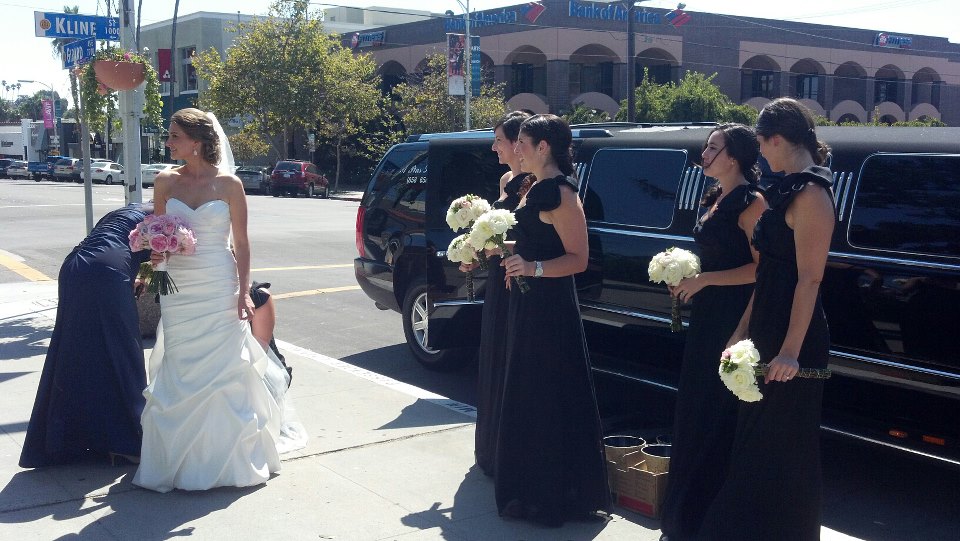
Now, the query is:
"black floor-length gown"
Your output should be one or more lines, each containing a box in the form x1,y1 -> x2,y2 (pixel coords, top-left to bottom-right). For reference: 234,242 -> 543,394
660,185 -> 759,540
494,175 -> 610,527
700,167 -> 834,541
475,173 -> 527,476
20,204 -> 151,468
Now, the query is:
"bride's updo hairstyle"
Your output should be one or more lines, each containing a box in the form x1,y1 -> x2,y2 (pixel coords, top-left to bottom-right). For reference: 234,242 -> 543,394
171,108 -> 221,166
519,114 -> 576,178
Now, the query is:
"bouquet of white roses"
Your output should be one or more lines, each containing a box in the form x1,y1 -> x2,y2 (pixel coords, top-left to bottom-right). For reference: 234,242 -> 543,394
718,340 -> 764,402
447,233 -> 481,301
468,209 -> 529,293
648,247 -> 701,331
719,339 -> 834,402
446,194 -> 492,232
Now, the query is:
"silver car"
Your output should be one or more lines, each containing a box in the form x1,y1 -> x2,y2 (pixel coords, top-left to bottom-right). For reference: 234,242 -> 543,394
6,161 -> 31,179
236,166 -> 269,194
141,164 -> 178,188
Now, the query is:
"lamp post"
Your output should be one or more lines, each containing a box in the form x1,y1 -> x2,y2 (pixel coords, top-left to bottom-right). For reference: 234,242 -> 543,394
454,0 -> 471,130
623,0 -> 652,123
18,79 -> 60,153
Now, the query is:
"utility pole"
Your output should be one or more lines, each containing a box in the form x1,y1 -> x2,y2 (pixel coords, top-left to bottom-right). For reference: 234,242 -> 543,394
625,0 -> 652,122
464,0 -> 471,130
119,0 -> 143,204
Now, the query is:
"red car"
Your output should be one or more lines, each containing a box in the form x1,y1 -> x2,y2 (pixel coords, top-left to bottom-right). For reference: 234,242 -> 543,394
270,160 -> 329,198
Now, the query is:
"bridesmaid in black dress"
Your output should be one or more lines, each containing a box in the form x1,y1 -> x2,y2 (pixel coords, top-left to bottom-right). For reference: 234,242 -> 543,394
20,203 -> 153,467
497,114 -> 610,527
473,110 -> 531,476
660,124 -> 767,540
700,98 -> 835,541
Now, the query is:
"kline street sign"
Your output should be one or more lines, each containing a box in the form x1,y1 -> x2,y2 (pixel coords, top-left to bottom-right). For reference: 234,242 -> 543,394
34,11 -> 119,41
62,37 -> 97,69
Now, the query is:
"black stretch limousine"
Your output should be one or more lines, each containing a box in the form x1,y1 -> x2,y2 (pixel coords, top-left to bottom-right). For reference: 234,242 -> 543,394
354,124 -> 960,465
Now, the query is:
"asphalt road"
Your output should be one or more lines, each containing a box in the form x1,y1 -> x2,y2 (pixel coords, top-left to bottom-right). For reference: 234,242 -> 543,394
1,178 -> 957,540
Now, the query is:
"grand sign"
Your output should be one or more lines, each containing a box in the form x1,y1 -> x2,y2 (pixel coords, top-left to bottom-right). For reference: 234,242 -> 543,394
568,0 -> 662,24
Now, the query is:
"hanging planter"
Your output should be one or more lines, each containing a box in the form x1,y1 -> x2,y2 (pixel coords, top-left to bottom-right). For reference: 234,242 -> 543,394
94,60 -> 146,91
80,46 -> 163,133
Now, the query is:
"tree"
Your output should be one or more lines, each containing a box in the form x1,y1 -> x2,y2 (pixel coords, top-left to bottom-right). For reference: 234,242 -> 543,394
193,0 -> 343,161
229,126 -> 271,163
392,53 -> 506,134
562,102 -> 609,124
616,70 -> 758,126
14,91 -> 65,122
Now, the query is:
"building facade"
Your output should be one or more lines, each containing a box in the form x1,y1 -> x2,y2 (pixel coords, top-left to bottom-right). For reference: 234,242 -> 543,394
356,0 -> 959,124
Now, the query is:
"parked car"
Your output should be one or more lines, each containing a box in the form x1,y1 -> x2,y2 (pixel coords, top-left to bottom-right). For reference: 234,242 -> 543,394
270,160 -> 329,198
237,166 -> 270,194
27,161 -> 50,180
141,163 -> 178,188
90,161 -> 125,185
6,160 -> 31,179
0,158 -> 12,178
53,158 -> 83,182
354,124 -> 960,466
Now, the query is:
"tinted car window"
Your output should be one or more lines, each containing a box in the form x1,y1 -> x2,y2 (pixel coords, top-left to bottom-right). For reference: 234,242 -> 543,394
848,154 -> 960,258
583,148 -> 687,228
274,162 -> 300,172
431,144 -> 504,228
362,146 -> 426,207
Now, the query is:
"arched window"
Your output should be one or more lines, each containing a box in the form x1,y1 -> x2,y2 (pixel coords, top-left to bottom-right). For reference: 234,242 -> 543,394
504,46 -> 547,97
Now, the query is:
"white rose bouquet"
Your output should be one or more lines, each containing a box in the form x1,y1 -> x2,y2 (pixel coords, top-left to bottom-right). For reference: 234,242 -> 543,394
446,194 -> 491,232
719,339 -> 834,402
447,233 -> 481,301
718,340 -> 764,402
648,247 -> 701,331
468,209 -> 529,293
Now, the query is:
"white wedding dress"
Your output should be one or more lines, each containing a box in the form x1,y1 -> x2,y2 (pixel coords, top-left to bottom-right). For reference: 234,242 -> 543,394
133,197 -> 306,493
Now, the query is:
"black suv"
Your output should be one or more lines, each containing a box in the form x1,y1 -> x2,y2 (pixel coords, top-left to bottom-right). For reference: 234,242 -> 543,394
354,124 -> 960,465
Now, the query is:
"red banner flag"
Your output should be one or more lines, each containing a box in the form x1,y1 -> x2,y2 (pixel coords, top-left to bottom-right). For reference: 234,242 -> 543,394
157,49 -> 172,82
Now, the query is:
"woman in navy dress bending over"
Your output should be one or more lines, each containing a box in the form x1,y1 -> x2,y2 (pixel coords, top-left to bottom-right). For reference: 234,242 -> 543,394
473,110 -> 530,476
497,114 -> 610,527
660,124 -> 767,540
700,98 -> 835,541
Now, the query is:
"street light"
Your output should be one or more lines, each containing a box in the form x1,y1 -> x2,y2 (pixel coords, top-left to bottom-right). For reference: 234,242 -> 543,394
454,0 -> 471,130
623,1 -> 652,122
18,79 -> 61,154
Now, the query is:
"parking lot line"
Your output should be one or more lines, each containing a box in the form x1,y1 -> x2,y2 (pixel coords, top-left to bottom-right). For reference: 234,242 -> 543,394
272,285 -> 361,299
251,264 -> 353,272
0,251 -> 52,282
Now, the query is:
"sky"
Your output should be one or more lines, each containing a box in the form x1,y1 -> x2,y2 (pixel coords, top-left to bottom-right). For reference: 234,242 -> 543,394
3,0 -> 959,108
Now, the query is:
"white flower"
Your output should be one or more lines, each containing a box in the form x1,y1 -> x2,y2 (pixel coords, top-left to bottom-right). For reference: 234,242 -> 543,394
718,339 -> 763,402
445,194 -> 491,231
468,208 -> 518,251
648,247 -> 701,286
446,234 -> 478,264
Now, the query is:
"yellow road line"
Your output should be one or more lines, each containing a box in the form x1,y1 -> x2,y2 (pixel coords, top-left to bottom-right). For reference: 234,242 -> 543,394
0,252 -> 53,282
251,264 -> 353,272
272,285 -> 361,300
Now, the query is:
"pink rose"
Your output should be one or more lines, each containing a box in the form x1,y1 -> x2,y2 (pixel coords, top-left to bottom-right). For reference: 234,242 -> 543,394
123,52 -> 131,60
162,220 -> 176,236
128,230 -> 142,251
167,235 -> 180,253
181,243 -> 196,256
147,221 -> 165,236
149,235 -> 170,253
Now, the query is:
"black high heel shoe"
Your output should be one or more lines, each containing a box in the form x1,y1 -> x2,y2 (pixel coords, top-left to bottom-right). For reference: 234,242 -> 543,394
109,452 -> 140,466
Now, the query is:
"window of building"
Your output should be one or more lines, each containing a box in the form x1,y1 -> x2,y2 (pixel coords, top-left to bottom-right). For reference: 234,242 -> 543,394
510,63 -> 546,95
638,64 -> 672,85
796,74 -> 820,101
874,78 -> 899,103
570,62 -> 614,97
180,46 -> 198,92
848,154 -> 960,258
751,70 -> 775,99
582,148 -> 688,228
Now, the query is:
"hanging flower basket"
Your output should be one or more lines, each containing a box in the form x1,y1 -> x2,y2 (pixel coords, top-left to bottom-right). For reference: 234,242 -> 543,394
94,60 -> 146,91
80,46 -> 163,133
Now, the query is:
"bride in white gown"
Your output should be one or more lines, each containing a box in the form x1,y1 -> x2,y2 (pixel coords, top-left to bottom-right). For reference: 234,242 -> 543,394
134,108 -> 306,493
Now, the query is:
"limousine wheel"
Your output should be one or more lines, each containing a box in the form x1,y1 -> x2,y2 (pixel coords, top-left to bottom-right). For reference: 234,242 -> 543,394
402,280 -> 471,372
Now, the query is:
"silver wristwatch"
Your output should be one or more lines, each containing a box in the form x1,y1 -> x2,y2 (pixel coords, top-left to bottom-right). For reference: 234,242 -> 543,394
534,260 -> 544,278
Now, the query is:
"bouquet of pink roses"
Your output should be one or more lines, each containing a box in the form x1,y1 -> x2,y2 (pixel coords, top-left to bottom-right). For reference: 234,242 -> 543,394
129,214 -> 197,295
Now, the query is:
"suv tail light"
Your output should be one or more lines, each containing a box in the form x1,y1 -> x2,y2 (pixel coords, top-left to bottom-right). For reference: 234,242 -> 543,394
355,206 -> 366,258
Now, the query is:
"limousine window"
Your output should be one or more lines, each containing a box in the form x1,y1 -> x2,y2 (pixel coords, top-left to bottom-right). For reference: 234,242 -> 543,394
361,146 -> 426,207
583,148 -> 687,228
848,154 -> 960,258
396,155 -> 428,217
435,147 -> 503,210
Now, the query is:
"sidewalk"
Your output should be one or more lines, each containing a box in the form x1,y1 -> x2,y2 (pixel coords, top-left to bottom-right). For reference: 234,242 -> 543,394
329,189 -> 363,202
0,280 -> 665,540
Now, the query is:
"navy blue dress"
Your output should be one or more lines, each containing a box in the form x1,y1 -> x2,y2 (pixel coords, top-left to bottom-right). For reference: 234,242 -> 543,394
495,175 -> 610,527
475,173 -> 527,476
660,185 -> 759,540
700,167 -> 834,541
20,204 -> 152,467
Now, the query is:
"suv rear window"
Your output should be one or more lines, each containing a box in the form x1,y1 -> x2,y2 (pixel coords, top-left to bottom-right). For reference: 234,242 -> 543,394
274,162 -> 301,172
583,148 -> 688,228
362,146 -> 427,207
55,158 -> 73,166
848,153 -> 960,258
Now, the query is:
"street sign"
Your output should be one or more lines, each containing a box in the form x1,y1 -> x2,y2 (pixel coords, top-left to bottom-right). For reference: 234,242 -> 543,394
62,37 -> 97,69
34,11 -> 119,41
